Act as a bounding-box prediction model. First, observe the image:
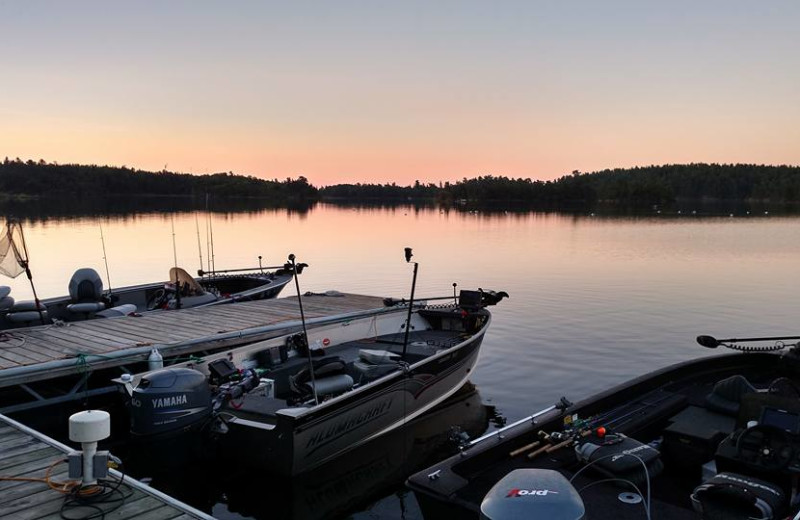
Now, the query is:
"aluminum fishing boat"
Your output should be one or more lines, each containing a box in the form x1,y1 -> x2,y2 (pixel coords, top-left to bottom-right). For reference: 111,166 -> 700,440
408,334 -> 800,520
117,288 -> 507,476
0,264 -> 293,329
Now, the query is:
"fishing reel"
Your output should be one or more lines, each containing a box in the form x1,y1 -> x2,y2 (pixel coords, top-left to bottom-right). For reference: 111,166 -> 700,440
697,335 -> 800,353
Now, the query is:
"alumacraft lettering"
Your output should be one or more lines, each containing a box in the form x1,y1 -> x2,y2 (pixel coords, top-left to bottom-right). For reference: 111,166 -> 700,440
305,398 -> 393,451
152,394 -> 188,409
506,488 -> 559,497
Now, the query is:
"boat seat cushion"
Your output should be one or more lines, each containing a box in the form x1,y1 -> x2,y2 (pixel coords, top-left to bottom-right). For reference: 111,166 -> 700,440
67,302 -> 107,314
353,360 -> 398,381
6,309 -> 49,323
358,349 -> 400,364
95,304 -> 138,318
306,374 -> 354,397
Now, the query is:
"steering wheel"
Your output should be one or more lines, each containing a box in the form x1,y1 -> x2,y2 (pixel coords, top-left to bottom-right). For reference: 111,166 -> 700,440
146,288 -> 167,311
735,424 -> 794,471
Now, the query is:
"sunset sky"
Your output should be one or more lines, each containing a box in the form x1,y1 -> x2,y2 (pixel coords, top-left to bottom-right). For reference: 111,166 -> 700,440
1,1 -> 798,186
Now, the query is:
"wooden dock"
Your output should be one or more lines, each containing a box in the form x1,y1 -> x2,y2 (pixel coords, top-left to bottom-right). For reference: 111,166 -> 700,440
0,293 -> 390,412
0,413 -> 213,519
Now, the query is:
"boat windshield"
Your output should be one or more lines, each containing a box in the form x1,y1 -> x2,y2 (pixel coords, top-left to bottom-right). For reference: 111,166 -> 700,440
169,267 -> 206,296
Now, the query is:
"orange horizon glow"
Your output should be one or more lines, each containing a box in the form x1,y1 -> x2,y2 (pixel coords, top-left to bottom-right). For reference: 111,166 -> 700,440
2,2 -> 799,187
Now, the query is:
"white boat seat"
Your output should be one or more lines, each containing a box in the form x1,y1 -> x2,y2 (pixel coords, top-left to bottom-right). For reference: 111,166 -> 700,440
95,304 -> 138,318
0,286 -> 10,299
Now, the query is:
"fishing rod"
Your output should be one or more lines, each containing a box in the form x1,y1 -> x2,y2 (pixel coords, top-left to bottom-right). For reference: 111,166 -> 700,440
383,295 -> 456,306
208,206 -> 216,276
170,216 -> 178,270
205,194 -> 211,275
195,214 -> 203,273
197,263 -> 285,276
99,224 -> 113,298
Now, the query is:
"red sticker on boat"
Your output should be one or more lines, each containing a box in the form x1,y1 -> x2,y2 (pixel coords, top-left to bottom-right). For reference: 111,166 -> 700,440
322,338 -> 330,346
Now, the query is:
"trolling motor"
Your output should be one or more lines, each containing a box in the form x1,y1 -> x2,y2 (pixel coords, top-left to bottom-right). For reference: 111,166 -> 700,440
697,335 -> 800,353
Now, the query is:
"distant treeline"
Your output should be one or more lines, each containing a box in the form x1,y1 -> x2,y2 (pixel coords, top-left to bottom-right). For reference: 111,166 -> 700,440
0,158 -> 317,201
4,159 -> 800,206
321,164 -> 800,205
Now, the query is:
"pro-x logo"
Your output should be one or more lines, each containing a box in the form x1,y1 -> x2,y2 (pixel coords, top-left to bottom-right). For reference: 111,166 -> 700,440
506,488 -> 559,497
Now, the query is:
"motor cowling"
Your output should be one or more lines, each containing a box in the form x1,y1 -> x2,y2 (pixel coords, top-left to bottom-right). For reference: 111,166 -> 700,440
130,368 -> 212,436
480,469 -> 585,520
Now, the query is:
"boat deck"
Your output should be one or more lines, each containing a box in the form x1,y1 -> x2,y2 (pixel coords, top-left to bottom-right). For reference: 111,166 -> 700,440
0,293 -> 387,388
0,413 -> 213,520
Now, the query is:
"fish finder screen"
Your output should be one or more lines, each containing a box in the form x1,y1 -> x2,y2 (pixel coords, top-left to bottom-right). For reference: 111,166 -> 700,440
760,407 -> 800,434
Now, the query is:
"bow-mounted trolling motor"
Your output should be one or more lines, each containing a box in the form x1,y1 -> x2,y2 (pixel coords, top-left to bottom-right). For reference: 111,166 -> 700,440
697,335 -> 800,354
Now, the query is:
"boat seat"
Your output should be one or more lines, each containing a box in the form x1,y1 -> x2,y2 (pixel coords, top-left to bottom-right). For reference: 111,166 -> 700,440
353,360 -> 398,381
95,304 -> 138,318
66,268 -> 107,314
691,472 -> 786,520
358,349 -> 400,364
5,300 -> 48,324
306,374 -> 354,397
705,375 -> 758,416
289,357 -> 352,398
354,349 -> 401,381
0,296 -> 14,312
0,286 -> 13,313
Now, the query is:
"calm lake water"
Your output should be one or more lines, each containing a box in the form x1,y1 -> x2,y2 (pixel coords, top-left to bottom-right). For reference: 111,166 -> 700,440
4,202 -> 800,518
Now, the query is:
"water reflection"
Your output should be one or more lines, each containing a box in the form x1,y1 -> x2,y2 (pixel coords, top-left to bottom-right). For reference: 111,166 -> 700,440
0,196 -> 316,222
123,382 -> 491,520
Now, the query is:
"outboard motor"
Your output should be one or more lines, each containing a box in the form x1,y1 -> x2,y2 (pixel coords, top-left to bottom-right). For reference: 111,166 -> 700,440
480,469 -> 585,520
129,368 -> 213,437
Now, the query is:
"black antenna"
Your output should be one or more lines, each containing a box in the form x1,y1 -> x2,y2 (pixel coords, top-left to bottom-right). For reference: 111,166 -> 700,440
258,255 -> 263,273
289,254 -> 317,405
452,282 -> 458,305
401,247 -> 419,360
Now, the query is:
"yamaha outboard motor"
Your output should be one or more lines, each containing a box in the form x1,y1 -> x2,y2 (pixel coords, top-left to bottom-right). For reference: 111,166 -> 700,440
480,469 -> 585,520
130,368 -> 213,437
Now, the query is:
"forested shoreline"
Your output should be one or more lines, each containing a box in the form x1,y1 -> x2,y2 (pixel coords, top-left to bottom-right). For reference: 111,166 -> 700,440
3,158 -> 800,205
321,164 -> 800,205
